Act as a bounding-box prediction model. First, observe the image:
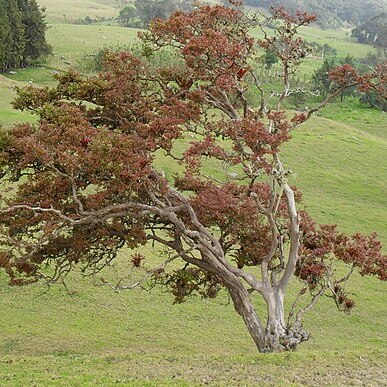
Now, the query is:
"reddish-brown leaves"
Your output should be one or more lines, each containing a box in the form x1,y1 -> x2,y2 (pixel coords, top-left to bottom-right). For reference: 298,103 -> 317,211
142,4 -> 253,90
298,211 -> 387,291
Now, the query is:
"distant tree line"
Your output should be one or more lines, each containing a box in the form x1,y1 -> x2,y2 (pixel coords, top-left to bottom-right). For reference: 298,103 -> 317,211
0,0 -> 51,71
67,16 -> 116,26
352,13 -> 387,48
118,0 -> 192,28
242,0 -> 387,28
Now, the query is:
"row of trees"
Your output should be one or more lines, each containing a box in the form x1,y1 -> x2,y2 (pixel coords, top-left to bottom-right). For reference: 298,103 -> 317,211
0,0 -> 51,71
312,52 -> 387,110
118,0 -> 192,28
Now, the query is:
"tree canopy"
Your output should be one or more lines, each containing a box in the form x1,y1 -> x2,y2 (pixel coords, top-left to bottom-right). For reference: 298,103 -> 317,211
118,0 -> 192,28
0,4 -> 386,353
0,0 -> 51,71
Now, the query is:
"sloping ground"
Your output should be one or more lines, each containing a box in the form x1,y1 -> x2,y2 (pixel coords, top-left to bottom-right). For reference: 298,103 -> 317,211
37,0 -> 119,23
284,112 -> 387,243
0,263 -> 385,385
0,76 -> 37,126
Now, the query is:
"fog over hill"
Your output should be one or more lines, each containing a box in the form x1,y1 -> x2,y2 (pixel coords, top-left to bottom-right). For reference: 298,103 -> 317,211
244,0 -> 387,28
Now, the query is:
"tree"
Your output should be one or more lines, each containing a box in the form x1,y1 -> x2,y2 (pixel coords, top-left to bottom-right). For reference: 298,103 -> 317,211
5,0 -> 26,68
0,4 -> 386,353
134,0 -> 176,27
0,0 -> 51,70
261,50 -> 278,70
18,0 -> 52,65
352,13 -> 387,48
312,58 -> 337,95
118,5 -> 136,27
126,0 -> 192,28
0,0 -> 13,70
359,49 -> 387,111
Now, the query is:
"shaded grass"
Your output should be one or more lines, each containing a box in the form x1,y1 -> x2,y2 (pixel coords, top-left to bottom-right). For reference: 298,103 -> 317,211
3,66 -> 58,86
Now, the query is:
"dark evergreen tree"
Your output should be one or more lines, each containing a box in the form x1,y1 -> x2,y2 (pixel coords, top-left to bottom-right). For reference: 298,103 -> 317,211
0,0 -> 13,70
261,50 -> 278,70
5,0 -> 25,68
0,0 -> 51,70
312,59 -> 337,95
18,0 -> 51,65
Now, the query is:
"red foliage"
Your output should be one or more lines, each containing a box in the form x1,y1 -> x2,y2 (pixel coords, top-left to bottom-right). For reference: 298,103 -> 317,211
297,211 -> 387,293
131,253 -> 145,268
142,4 -> 253,90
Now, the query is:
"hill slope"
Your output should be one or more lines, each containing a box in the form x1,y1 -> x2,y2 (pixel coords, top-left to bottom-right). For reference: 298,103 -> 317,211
37,0 -> 119,22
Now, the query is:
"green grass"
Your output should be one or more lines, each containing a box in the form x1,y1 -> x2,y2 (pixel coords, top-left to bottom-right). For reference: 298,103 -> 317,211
284,110 -> 387,243
298,25 -> 373,59
3,66 -> 58,85
0,76 -> 37,126
46,23 -> 139,70
37,0 -> 119,23
0,255 -> 386,385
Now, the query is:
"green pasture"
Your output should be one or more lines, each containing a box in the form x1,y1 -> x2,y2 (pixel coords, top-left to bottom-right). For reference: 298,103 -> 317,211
46,24 -> 139,70
0,241 -> 386,385
285,107 -> 387,242
0,76 -> 37,126
298,25 -> 373,59
0,2 -> 386,384
37,0 -> 119,23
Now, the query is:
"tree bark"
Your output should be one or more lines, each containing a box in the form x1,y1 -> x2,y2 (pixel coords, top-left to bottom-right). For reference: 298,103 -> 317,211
264,289 -> 287,351
263,288 -> 309,352
228,283 -> 309,353
228,283 -> 266,352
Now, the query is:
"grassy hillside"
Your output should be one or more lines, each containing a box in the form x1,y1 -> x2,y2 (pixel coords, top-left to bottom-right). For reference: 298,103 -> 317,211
37,0 -> 119,23
285,104 -> 387,242
0,267 -> 385,385
0,76 -> 37,126
0,1 -> 386,385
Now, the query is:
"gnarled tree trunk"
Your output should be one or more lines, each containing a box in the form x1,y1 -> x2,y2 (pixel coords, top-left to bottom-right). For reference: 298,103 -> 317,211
263,288 -> 309,352
228,283 -> 266,352
229,283 -> 309,353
